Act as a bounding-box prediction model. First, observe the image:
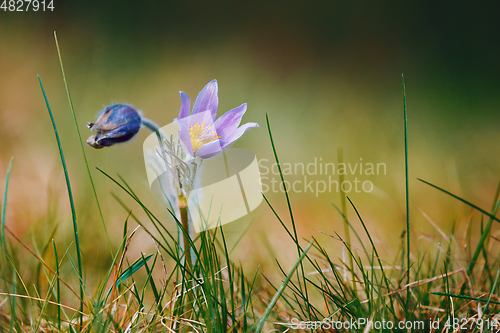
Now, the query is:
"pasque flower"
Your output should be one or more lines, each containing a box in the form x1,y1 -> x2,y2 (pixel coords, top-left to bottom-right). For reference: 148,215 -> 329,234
86,81 -> 257,267
87,104 -> 141,148
176,80 -> 258,159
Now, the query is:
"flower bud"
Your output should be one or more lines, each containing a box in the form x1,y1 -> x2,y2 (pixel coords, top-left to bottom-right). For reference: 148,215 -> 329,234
87,104 -> 141,148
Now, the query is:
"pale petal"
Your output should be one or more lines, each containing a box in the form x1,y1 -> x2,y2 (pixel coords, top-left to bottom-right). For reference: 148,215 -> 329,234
179,91 -> 191,119
221,123 -> 259,149
213,103 -> 247,139
192,79 -> 218,120
176,119 -> 194,156
195,139 -> 223,158
186,110 -> 215,127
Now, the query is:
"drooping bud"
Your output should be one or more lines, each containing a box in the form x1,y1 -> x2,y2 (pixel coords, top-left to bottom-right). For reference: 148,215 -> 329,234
87,104 -> 141,148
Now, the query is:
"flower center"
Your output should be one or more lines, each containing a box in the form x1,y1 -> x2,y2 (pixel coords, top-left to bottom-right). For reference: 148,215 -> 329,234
189,121 -> 220,154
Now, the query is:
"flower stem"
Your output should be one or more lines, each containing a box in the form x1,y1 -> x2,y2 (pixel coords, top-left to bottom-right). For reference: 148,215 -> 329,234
179,194 -> 192,270
142,116 -> 195,313
142,117 -> 196,255
141,117 -> 163,142
179,193 -> 194,316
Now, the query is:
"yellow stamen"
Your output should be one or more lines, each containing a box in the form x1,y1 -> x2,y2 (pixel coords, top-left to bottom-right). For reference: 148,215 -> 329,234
189,121 -> 220,154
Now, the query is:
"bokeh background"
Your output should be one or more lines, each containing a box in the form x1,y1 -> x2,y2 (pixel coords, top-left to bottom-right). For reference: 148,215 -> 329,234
1,1 -> 500,277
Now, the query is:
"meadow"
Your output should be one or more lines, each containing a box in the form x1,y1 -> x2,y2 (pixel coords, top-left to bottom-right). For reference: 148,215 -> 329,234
1,12 -> 500,332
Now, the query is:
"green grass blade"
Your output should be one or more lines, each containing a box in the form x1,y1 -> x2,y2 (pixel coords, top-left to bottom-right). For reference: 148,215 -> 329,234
254,239 -> 314,333
468,192 -> 500,275
229,218 -> 255,255
337,148 -> 355,292
141,253 -> 160,306
94,236 -> 126,307
418,178 -> 500,223
1,157 -> 13,314
1,157 -> 12,258
54,32 -> 112,257
330,201 -> 370,256
38,75 -> 84,329
431,291 -> 500,305
52,240 -> 61,331
346,197 -> 399,316
220,226 -> 236,331
106,253 -> 154,298
402,74 -> 411,319
10,265 -> 15,333
485,269 -> 500,313
33,270 -> 59,333
265,114 -> 311,319
240,265 -> 247,331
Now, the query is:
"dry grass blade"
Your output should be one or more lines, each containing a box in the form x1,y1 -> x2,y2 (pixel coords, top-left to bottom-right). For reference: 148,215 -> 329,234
0,292 -> 83,314
416,205 -> 450,242
360,268 -> 463,304
318,230 -> 404,272
3,224 -> 83,303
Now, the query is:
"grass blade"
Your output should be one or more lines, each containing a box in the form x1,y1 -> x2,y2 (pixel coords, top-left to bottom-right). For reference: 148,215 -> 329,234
1,157 -> 13,258
38,75 -> 84,329
54,32 -> 112,257
265,114 -> 311,319
106,253 -> 154,298
1,158 -> 13,319
468,190 -> 500,275
337,147 -> 355,291
52,240 -> 61,331
254,239 -> 314,332
431,291 -> 500,305
402,74 -> 411,318
418,178 -> 500,223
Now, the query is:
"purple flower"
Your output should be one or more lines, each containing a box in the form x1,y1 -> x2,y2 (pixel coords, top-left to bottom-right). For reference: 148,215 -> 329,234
87,104 -> 141,148
176,80 -> 258,159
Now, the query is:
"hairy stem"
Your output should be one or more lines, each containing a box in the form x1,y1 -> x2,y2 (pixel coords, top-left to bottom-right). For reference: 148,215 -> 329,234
179,193 -> 194,317
143,116 -> 196,315
141,117 -> 163,139
179,194 -> 192,271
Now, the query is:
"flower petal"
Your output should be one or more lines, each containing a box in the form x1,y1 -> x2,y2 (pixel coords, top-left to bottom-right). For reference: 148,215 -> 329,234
195,139 -> 223,159
185,109 -> 215,127
176,110 -> 216,157
221,122 -> 259,149
179,91 -> 191,119
176,118 -> 194,156
192,79 -> 218,120
213,103 -> 247,139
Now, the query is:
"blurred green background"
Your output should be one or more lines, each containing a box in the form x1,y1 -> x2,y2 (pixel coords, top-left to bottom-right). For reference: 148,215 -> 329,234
1,1 -> 500,273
